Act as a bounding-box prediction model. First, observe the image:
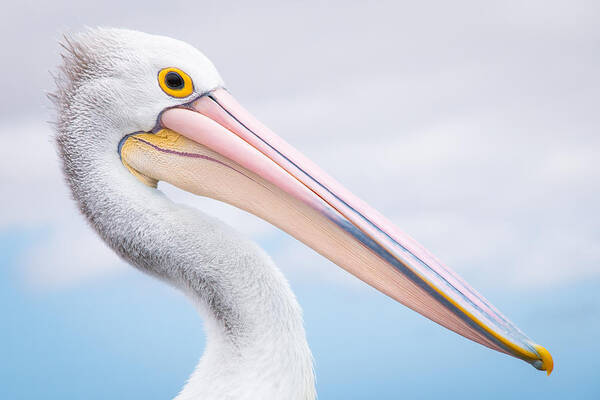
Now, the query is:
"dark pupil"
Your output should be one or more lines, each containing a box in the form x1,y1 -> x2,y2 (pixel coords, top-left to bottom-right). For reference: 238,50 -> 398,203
165,71 -> 185,89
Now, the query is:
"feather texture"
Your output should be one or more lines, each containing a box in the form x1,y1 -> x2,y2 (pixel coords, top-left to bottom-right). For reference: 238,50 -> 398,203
52,27 -> 316,400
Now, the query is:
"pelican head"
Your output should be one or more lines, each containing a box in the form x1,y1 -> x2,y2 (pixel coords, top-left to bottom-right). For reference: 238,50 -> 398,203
53,28 -> 552,399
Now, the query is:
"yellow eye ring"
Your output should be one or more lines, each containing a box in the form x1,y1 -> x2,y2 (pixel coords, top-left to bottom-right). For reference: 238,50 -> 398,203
158,67 -> 194,98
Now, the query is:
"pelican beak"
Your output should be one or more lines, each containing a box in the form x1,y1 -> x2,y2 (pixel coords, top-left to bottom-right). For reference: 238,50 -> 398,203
119,88 -> 553,374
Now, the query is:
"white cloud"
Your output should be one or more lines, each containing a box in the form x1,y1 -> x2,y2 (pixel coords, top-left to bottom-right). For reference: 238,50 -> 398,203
1,0 -> 599,291
21,223 -> 127,290
4,74 -> 599,293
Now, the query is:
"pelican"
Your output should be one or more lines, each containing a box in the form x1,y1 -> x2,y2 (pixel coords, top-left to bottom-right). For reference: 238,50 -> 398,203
52,28 -> 552,399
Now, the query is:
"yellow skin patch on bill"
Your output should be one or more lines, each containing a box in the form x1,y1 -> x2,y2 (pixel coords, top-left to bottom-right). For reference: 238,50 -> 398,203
532,344 -> 554,375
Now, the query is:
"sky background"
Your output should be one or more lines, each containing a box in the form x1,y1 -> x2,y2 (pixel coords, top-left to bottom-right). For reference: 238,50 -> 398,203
1,0 -> 599,398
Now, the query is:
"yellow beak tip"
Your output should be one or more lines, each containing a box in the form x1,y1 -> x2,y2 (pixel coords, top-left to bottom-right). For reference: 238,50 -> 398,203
532,344 -> 554,376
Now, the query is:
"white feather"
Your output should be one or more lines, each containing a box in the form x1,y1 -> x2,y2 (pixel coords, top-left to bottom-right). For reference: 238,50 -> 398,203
53,27 -> 316,400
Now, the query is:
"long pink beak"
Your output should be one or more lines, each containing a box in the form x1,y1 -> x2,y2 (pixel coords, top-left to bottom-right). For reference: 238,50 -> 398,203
120,88 -> 552,374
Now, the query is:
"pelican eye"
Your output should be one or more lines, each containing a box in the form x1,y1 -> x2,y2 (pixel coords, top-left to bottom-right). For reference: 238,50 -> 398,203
158,67 -> 193,98
165,72 -> 184,89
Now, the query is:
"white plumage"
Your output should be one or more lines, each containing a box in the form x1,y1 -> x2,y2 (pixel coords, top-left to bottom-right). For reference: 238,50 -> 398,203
54,28 -> 315,399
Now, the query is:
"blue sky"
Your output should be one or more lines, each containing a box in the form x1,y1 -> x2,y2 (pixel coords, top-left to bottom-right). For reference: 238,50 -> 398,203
2,228 -> 599,399
2,1 -> 600,398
